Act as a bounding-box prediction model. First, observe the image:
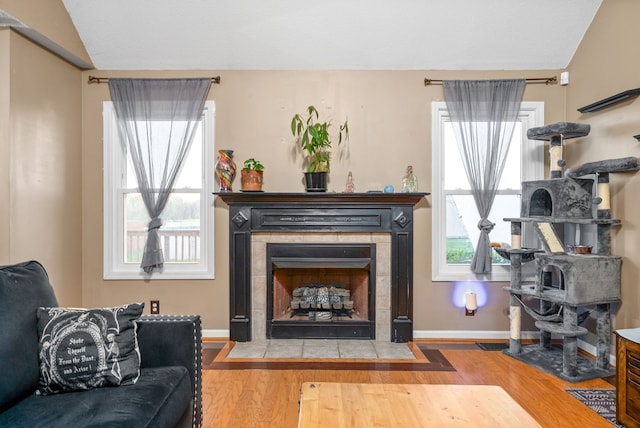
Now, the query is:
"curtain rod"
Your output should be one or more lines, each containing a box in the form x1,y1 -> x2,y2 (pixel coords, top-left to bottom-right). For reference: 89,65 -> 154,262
87,75 -> 221,84
423,76 -> 557,86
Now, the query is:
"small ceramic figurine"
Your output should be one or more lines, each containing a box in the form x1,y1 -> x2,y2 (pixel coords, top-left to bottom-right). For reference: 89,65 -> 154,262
345,171 -> 355,193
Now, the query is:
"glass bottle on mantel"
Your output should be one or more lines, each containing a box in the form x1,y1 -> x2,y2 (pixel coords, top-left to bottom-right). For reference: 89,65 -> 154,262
402,165 -> 418,192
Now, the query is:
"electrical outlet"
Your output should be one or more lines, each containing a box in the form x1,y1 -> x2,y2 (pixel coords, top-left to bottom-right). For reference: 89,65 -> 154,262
150,300 -> 160,314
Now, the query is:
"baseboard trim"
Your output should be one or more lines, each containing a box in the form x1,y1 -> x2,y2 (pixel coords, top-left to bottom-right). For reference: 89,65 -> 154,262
203,329 -> 229,339
578,338 -> 616,366
203,329 -> 541,340
412,330 -> 541,340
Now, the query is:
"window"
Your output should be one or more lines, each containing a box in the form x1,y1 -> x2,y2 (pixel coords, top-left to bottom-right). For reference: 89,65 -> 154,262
103,101 -> 215,279
431,102 -> 543,281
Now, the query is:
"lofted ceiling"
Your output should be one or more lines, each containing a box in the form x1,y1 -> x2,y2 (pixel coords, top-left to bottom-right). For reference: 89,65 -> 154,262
61,0 -> 603,71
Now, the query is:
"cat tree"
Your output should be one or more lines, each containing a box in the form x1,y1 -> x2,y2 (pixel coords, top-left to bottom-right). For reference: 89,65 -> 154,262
499,121 -> 637,382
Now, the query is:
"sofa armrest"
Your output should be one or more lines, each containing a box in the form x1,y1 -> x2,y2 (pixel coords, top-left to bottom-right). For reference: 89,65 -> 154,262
136,315 -> 202,428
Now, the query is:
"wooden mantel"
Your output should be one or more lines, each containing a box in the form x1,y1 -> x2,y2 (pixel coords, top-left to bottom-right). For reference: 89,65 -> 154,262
214,192 -> 428,342
215,192 -> 428,204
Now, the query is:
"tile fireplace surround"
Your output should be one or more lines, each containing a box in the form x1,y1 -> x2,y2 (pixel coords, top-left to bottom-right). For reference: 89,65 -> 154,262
215,192 -> 427,343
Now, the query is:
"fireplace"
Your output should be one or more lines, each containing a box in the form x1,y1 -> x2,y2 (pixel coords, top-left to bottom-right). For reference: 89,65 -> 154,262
267,243 -> 376,339
215,192 -> 426,342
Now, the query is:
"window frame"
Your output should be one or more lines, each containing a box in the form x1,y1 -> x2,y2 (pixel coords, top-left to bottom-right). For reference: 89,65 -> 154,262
431,101 -> 544,282
103,100 -> 215,280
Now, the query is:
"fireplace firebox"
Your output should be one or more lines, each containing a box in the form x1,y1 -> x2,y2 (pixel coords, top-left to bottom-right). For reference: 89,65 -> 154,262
267,243 -> 375,339
215,192 -> 427,342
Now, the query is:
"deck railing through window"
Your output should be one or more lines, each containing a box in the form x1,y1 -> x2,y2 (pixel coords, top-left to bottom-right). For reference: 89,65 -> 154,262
127,230 -> 200,263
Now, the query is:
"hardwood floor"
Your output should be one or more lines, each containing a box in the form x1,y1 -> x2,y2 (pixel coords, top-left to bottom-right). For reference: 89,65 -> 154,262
201,341 -> 615,427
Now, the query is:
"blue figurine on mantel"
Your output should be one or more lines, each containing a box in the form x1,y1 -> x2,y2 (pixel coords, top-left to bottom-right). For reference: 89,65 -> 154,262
384,185 -> 394,193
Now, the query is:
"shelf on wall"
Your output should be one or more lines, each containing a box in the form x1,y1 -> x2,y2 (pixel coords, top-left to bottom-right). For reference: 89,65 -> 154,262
578,88 -> 640,113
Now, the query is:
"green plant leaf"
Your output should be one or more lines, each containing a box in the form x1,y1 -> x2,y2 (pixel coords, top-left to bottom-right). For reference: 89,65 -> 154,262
242,157 -> 264,171
291,104 -> 348,173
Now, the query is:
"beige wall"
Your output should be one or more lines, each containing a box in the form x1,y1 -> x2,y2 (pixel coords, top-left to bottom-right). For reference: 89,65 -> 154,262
81,69 -> 564,333
566,0 -> 640,330
7,0 -> 640,337
0,30 -> 83,306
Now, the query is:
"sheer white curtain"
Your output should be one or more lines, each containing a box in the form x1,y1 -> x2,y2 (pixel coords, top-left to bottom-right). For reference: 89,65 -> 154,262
443,79 -> 525,274
108,78 -> 211,273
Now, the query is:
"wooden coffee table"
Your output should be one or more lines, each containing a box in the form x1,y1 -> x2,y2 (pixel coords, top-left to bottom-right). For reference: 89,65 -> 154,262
298,382 -> 541,427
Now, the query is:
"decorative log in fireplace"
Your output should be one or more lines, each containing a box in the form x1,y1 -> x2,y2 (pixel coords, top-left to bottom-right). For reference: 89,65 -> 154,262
215,192 -> 427,342
291,285 -> 353,314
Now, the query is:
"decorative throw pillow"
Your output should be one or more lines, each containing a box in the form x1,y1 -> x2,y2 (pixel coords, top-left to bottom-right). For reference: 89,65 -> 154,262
36,302 -> 144,395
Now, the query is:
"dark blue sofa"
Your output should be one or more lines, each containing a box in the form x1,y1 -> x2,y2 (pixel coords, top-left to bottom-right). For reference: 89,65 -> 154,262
0,260 -> 203,428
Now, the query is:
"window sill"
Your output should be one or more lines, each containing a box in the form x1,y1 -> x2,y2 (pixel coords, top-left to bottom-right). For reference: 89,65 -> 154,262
432,265 -> 511,282
103,268 -> 214,280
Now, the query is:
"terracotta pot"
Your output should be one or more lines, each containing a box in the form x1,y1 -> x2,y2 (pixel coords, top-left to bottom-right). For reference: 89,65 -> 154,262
241,169 -> 263,191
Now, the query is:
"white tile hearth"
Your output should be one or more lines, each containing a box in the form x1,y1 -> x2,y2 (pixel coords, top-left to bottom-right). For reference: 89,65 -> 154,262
227,339 -> 416,360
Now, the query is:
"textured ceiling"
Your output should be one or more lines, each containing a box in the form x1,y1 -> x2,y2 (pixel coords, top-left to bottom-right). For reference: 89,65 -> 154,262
62,0 -> 603,71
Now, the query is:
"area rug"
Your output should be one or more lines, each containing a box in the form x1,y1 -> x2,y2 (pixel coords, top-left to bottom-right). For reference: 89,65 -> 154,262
565,388 -> 620,426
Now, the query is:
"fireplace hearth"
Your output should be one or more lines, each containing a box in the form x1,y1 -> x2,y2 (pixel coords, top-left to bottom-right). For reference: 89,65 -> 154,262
215,192 -> 427,342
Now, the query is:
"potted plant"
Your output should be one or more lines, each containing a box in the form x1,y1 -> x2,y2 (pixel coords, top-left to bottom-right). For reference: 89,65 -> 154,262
240,158 -> 264,191
291,105 -> 349,192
